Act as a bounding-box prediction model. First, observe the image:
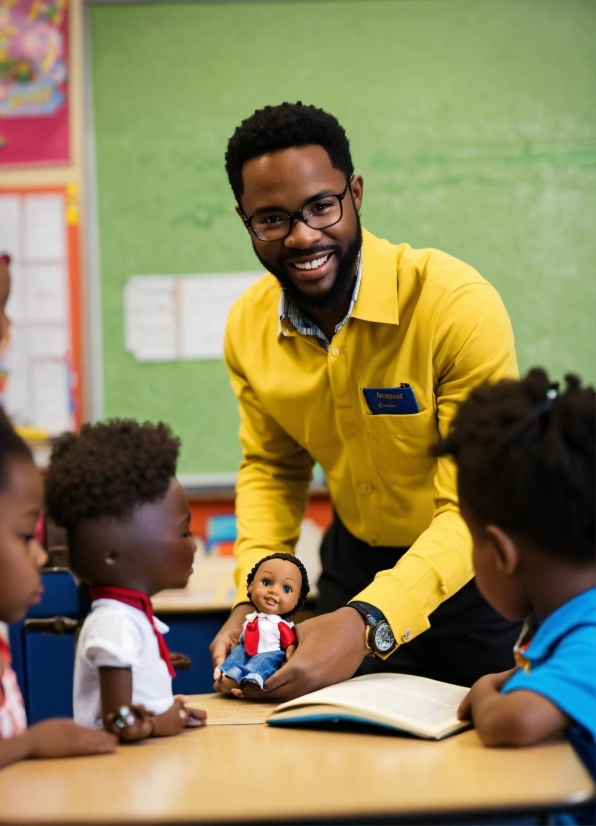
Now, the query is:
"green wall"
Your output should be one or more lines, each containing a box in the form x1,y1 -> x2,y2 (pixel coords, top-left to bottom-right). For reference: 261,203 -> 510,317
89,0 -> 596,474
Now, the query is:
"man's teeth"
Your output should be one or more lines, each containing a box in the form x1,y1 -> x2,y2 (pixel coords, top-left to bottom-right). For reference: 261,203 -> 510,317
293,255 -> 330,271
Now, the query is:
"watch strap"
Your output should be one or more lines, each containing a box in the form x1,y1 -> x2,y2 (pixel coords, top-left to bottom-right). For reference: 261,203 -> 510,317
348,600 -> 387,628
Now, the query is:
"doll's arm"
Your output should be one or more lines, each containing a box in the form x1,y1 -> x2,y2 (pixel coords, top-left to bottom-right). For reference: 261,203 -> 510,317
99,666 -> 154,741
279,622 -> 297,651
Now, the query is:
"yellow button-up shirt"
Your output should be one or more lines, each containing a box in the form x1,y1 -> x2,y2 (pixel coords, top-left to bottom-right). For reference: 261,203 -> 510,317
224,229 -> 518,644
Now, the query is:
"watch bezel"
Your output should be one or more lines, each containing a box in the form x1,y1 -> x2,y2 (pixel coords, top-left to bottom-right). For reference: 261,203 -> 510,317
370,620 -> 396,654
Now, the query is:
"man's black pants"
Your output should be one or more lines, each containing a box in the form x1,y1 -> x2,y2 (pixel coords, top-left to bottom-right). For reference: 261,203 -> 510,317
317,516 -> 521,687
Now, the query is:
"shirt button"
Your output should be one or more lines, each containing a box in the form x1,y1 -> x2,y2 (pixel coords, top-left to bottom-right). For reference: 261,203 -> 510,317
361,484 -> 371,494
331,347 -> 339,355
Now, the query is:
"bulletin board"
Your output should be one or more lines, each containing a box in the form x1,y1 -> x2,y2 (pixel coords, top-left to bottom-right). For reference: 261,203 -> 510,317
0,184 -> 82,433
87,0 -> 596,476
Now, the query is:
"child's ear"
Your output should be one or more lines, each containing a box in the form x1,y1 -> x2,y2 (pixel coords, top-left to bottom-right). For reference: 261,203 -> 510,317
485,525 -> 520,576
105,548 -> 119,566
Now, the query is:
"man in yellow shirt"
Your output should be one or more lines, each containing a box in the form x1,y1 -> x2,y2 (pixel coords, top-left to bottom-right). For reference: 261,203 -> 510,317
210,102 -> 520,699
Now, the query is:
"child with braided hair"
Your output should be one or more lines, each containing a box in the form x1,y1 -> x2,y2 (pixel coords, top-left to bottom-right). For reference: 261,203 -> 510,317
433,368 -> 595,777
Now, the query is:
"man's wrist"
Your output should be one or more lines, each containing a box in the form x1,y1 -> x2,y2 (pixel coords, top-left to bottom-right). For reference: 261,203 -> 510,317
347,601 -> 398,658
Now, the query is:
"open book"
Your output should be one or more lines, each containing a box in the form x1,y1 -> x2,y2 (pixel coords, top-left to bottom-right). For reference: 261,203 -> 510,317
266,673 -> 471,740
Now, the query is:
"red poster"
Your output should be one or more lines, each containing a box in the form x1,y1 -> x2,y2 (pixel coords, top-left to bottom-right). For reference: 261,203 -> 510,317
0,0 -> 69,166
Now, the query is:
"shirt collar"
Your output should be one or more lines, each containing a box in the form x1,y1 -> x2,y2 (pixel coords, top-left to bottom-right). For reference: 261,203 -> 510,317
515,588 -> 596,666
247,611 -> 282,623
350,228 -> 399,325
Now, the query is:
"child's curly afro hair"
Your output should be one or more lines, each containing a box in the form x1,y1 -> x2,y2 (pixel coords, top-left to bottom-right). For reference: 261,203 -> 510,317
246,552 -> 310,618
45,419 -> 180,531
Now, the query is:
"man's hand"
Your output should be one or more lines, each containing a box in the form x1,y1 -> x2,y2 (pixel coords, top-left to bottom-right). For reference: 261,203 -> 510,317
210,603 -> 252,684
240,607 -> 369,701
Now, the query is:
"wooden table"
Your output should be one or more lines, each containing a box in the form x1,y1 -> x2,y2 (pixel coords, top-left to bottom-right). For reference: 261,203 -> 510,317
0,694 -> 593,825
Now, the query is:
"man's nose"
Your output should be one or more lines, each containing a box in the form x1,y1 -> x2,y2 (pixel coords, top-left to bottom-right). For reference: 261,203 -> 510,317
284,217 -> 322,249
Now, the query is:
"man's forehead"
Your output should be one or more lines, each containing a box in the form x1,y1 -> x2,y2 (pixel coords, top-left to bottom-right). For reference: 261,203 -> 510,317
240,145 -> 345,208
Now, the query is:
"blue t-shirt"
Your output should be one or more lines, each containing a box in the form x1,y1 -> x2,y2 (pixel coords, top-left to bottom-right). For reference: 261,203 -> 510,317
502,588 -> 596,777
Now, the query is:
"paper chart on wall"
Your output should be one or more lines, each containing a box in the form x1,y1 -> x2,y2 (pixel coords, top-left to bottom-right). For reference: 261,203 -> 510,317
124,272 -> 263,362
1,191 -> 74,436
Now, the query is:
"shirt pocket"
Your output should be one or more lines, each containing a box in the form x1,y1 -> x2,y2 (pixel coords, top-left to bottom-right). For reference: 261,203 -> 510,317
363,406 -> 438,483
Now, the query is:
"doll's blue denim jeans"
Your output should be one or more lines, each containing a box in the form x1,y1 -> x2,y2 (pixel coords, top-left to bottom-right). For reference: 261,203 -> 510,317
220,644 -> 286,689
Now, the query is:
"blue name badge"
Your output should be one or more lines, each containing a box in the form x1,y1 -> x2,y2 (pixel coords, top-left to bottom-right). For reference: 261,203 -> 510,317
362,384 -> 420,415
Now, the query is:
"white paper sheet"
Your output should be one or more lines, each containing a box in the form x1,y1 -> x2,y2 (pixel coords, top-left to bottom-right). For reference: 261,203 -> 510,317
2,326 -> 29,423
30,360 -> 71,435
1,190 -> 74,436
124,276 -> 178,361
23,263 -> 68,323
123,272 -> 263,362
23,194 -> 65,261
27,325 -> 69,359
5,261 -> 26,323
0,196 -> 20,262
180,272 -> 262,359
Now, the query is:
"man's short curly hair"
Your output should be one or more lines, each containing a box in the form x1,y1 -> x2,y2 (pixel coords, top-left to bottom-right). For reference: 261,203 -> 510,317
45,419 -> 180,531
225,101 -> 354,202
246,553 -> 310,618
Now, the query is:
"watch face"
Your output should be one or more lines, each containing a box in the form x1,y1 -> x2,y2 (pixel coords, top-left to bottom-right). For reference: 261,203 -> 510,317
372,622 -> 395,653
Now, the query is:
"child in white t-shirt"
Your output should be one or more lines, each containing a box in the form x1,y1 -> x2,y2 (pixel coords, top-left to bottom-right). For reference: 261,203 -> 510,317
0,410 -> 115,769
45,420 -> 206,741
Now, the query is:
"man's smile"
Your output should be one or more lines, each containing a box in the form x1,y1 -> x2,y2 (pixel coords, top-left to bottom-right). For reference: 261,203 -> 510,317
284,249 -> 336,283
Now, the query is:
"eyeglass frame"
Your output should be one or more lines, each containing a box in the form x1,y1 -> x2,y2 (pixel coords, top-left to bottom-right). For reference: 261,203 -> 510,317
240,175 -> 355,242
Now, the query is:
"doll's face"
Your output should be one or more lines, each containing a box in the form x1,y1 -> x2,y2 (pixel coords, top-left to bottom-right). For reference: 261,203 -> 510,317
248,557 -> 302,615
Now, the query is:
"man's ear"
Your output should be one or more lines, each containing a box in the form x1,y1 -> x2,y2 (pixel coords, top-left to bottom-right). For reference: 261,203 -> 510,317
485,525 -> 520,576
350,174 -> 364,211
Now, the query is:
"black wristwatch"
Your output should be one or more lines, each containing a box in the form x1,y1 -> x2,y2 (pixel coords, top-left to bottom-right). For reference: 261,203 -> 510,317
348,601 -> 398,658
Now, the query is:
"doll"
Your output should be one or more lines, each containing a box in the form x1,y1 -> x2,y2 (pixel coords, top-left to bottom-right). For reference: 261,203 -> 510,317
218,553 -> 310,692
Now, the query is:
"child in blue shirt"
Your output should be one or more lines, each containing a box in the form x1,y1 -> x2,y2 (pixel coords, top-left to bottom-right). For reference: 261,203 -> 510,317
433,368 -> 595,778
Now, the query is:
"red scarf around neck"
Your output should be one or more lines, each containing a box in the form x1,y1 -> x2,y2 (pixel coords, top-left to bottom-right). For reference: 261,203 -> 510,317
89,586 -> 175,677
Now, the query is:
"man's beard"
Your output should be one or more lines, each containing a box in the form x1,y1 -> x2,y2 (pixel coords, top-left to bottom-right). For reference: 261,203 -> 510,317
252,219 -> 362,311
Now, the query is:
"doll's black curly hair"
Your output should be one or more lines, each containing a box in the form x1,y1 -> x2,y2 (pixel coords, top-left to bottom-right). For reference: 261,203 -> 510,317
44,419 -> 180,531
246,553 -> 310,618
433,368 -> 595,563
225,101 -> 354,202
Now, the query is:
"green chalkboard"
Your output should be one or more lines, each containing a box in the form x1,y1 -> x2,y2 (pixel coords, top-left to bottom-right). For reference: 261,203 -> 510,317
89,0 -> 596,475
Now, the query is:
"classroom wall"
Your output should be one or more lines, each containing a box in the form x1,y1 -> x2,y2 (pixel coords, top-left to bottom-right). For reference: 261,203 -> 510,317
88,0 -> 596,476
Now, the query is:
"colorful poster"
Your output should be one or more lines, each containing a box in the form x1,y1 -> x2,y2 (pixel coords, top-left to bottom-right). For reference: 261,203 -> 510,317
0,0 -> 69,166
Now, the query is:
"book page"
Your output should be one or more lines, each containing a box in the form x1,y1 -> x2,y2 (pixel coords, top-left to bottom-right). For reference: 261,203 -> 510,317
275,673 -> 468,728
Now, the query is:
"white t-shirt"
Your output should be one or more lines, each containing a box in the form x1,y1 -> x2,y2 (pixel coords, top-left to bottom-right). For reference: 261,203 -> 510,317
73,598 -> 174,728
